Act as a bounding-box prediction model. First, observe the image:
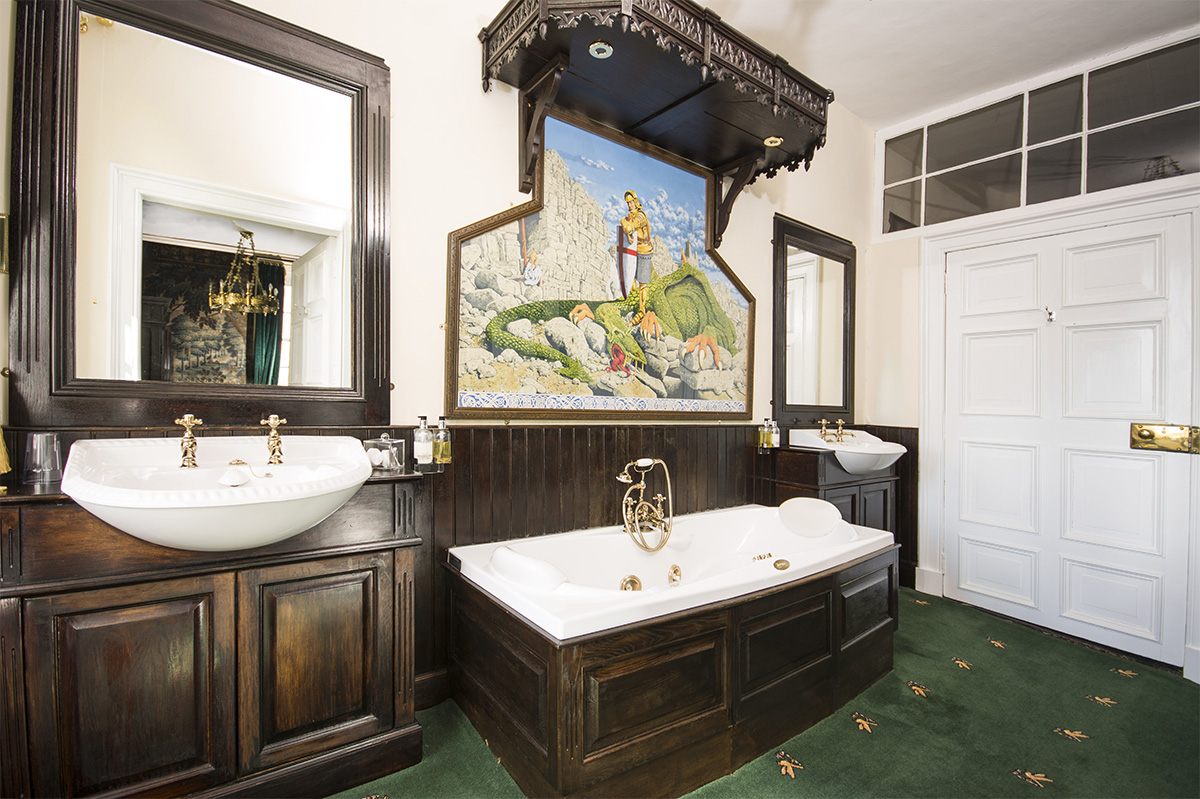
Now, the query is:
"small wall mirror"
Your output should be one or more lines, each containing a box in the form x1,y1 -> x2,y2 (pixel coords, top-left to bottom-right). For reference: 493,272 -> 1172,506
771,215 -> 855,427
9,0 -> 390,427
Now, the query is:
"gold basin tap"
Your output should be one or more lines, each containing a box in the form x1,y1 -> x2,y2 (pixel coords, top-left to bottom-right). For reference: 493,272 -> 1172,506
175,413 -> 203,468
615,457 -> 674,552
260,414 -> 287,464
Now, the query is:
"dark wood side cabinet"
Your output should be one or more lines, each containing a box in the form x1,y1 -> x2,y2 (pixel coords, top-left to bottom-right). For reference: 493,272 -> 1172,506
764,447 -> 899,533
0,481 -> 422,798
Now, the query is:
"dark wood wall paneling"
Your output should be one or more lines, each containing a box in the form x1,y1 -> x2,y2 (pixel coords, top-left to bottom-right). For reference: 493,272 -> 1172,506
441,425 -> 757,546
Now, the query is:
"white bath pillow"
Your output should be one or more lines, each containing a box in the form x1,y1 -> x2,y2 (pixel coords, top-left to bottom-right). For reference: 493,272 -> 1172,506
487,545 -> 567,592
779,497 -> 843,538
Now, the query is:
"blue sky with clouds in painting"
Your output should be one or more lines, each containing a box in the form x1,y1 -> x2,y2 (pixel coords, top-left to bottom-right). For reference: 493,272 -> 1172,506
545,117 -> 747,308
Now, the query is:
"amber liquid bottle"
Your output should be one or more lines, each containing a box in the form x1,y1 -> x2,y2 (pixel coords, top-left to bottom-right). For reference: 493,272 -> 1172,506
434,416 -> 452,464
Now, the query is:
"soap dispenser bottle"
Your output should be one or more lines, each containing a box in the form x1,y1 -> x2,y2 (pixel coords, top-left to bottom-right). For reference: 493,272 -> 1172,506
434,416 -> 452,465
769,419 -> 781,448
414,415 -> 434,471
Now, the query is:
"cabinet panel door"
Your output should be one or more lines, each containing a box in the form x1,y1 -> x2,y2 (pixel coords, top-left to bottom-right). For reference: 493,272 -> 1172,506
821,485 -> 859,524
238,552 -> 393,773
23,574 -> 236,798
859,481 -> 895,531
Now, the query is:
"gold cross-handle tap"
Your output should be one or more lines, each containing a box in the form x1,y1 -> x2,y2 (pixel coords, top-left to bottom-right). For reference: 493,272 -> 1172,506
260,415 -> 287,465
175,414 -> 203,468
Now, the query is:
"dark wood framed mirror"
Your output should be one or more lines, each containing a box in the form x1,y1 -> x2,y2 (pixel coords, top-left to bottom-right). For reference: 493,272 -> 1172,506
9,0 -> 391,428
771,214 -> 855,428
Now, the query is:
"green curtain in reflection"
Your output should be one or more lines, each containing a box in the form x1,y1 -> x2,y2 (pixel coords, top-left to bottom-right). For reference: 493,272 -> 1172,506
246,262 -> 285,385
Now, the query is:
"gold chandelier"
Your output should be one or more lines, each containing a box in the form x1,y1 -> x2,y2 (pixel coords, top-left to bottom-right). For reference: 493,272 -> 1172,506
208,228 -> 280,315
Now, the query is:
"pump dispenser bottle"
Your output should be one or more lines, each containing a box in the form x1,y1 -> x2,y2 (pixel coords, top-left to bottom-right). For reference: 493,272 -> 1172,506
414,415 -> 434,471
434,416 -> 452,465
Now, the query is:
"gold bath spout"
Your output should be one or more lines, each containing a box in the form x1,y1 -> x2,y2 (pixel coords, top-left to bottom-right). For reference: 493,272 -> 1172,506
615,457 -> 674,552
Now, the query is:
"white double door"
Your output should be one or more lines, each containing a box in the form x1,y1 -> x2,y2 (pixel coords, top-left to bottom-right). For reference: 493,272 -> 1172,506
943,212 -> 1193,665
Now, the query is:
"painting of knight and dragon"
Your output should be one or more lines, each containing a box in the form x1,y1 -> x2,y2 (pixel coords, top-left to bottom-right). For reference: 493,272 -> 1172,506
449,116 -> 753,417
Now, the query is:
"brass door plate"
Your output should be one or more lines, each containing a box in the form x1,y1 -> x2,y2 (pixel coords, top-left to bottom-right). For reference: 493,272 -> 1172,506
1129,423 -> 1197,454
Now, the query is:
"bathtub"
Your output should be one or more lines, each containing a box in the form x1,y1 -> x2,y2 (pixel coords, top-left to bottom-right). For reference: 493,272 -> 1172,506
448,499 -> 894,640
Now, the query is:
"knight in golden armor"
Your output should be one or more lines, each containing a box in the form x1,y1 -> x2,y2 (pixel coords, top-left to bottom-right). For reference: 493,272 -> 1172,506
620,190 -> 653,321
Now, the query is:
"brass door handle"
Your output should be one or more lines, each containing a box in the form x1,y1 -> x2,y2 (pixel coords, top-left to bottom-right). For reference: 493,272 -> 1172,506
1129,423 -> 1198,454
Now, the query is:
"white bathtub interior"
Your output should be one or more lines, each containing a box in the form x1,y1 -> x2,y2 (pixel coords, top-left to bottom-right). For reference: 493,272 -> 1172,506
449,500 -> 894,640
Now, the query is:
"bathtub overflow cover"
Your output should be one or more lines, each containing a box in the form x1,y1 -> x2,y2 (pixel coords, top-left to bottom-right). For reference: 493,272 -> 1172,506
773,559 -> 790,571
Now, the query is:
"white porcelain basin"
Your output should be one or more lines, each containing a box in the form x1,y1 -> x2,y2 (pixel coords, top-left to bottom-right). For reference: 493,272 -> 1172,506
61,435 -> 372,551
787,428 -> 906,475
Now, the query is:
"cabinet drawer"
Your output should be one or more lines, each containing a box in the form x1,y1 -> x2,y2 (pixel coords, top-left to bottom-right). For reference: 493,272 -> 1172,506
775,450 -> 819,485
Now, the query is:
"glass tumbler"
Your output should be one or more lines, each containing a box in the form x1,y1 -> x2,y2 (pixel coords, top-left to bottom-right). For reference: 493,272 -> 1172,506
23,432 -> 63,484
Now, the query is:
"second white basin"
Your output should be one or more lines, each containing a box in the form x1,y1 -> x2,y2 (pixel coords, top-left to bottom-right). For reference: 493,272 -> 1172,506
787,428 -> 906,474
61,435 -> 372,551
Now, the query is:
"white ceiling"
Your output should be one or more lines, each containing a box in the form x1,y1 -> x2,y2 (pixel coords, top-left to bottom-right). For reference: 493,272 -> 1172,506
702,0 -> 1200,130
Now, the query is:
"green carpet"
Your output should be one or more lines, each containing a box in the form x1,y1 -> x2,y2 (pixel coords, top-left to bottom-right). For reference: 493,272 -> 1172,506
335,588 -> 1199,798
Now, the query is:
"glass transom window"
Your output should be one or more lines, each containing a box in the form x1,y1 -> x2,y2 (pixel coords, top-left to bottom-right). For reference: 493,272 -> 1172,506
881,38 -> 1199,234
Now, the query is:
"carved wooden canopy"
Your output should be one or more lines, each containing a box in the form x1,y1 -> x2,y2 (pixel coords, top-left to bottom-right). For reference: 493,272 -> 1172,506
480,0 -> 833,210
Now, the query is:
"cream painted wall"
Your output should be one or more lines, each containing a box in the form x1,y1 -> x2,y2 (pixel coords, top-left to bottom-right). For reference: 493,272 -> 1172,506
857,235 -> 920,425
1,0 -> 922,429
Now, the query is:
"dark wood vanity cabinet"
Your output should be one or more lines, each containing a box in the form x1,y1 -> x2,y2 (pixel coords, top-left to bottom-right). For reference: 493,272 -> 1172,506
766,448 -> 899,533
0,482 -> 422,799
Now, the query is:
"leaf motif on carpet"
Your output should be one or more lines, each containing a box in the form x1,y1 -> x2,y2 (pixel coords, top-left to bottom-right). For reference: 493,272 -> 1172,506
1012,769 -> 1054,787
1053,727 -> 1090,742
907,680 -> 931,697
852,711 -> 878,732
775,750 -> 803,778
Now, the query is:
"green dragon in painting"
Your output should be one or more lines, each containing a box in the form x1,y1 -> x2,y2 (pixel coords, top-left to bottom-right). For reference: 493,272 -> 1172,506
482,262 -> 738,384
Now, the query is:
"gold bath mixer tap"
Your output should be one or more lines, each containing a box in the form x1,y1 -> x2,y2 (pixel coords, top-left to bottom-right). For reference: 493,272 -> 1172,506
616,457 -> 674,552
261,414 -> 287,464
175,413 -> 203,468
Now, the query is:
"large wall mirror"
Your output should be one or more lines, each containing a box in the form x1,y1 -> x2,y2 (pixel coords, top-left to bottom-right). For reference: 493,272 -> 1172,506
9,0 -> 391,427
771,215 -> 855,427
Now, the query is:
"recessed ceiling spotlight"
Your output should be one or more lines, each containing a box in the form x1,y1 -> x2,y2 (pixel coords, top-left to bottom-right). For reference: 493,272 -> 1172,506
763,136 -> 784,147
589,41 -> 614,59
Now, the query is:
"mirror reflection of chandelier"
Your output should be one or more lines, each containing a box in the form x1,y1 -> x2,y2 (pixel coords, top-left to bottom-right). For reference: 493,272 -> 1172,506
208,227 -> 280,315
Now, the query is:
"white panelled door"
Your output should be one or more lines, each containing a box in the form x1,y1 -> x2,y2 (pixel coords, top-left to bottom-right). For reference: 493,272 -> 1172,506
288,237 -> 335,387
944,214 -> 1193,665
